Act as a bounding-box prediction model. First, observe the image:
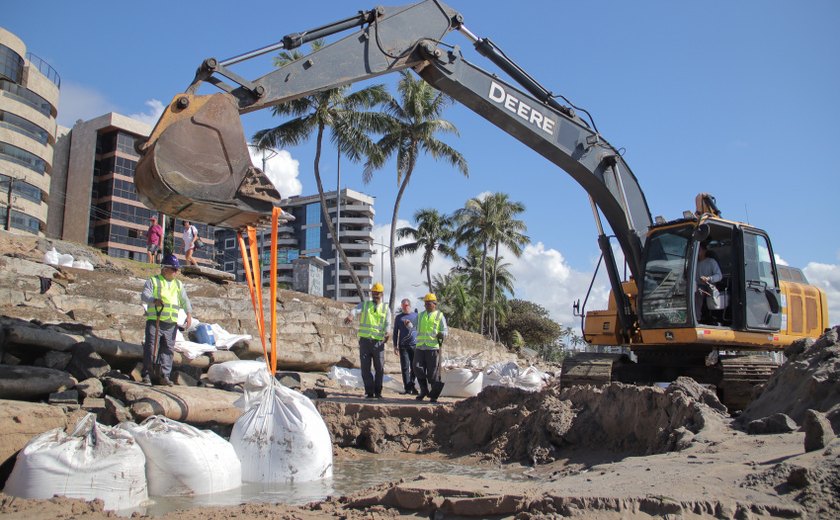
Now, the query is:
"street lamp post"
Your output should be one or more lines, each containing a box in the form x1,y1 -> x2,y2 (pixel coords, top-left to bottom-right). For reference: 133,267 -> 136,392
372,236 -> 390,284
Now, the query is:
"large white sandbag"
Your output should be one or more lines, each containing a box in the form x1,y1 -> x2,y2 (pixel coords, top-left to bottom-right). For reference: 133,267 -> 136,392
207,359 -> 267,385
231,368 -> 333,483
4,413 -> 147,511
43,247 -> 60,265
440,368 -> 484,397
483,361 -> 520,388
483,362 -> 549,392
327,366 -> 404,392
119,416 -> 241,496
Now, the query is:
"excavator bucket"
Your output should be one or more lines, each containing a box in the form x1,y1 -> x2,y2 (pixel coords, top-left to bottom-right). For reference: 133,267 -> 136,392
135,92 -> 281,229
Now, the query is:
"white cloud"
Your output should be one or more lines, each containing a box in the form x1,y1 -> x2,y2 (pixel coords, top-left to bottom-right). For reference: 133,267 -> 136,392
57,82 -> 117,127
774,253 -> 789,266
127,99 -> 165,127
248,148 -> 302,198
370,222 -> 608,331
803,262 -> 840,326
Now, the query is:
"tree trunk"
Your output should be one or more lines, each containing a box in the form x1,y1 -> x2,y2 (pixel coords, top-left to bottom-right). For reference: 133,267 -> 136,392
426,256 -> 433,293
388,166 -> 414,311
314,126 -> 365,302
490,242 -> 500,341
479,243 -> 488,336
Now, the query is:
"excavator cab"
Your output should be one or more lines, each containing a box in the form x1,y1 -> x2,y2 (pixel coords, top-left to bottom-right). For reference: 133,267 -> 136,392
135,92 -> 282,229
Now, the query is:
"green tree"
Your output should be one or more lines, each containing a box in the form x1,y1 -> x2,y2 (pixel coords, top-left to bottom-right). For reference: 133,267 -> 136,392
253,43 -> 391,301
364,71 -> 468,310
498,299 -> 563,356
454,197 -> 494,335
395,208 -> 459,292
484,193 -> 529,339
431,272 -> 478,331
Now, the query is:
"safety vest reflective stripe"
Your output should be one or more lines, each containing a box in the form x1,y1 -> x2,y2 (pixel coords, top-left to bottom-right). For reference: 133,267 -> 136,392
416,310 -> 443,348
145,275 -> 182,323
358,301 -> 386,341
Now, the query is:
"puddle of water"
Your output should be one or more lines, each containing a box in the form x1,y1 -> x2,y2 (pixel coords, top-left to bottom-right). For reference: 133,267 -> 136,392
137,457 -> 531,516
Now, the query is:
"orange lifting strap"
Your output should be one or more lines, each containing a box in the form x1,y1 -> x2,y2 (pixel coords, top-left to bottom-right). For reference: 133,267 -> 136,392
237,207 -> 283,375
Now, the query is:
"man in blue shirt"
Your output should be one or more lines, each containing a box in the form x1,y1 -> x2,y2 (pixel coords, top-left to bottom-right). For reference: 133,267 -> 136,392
392,298 -> 418,395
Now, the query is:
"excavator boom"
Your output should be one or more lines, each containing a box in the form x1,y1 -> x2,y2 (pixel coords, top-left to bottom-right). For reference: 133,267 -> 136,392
135,0 -> 653,336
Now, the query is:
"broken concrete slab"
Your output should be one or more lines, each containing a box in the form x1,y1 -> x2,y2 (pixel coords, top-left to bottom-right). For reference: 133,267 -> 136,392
76,377 -> 103,399
66,342 -> 111,380
803,409 -> 835,452
48,389 -> 79,406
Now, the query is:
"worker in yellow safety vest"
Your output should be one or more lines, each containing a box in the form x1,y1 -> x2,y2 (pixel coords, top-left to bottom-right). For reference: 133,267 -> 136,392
344,282 -> 392,399
140,254 -> 193,386
414,293 -> 448,403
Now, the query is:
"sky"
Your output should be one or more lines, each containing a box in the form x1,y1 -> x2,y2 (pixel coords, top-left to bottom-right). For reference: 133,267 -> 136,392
5,0 -> 839,328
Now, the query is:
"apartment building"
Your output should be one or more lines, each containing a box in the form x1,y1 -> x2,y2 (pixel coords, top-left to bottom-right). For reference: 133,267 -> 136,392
0,27 -> 59,235
216,188 -> 375,301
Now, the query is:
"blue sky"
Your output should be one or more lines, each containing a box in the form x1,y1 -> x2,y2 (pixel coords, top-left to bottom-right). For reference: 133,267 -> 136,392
5,0 -> 839,326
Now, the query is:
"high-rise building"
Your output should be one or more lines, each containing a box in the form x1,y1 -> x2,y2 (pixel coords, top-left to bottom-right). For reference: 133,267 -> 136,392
50,112 -> 215,264
0,27 -> 59,235
215,188 -> 375,301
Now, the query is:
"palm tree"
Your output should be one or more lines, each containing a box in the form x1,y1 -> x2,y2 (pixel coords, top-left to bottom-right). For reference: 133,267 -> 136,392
364,71 -> 468,310
253,44 -> 392,301
453,197 -> 494,335
431,272 -> 477,331
395,208 -> 459,291
485,193 -> 529,339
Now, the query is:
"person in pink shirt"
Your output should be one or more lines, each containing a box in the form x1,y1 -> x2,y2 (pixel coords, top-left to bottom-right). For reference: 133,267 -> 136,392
146,216 -> 163,264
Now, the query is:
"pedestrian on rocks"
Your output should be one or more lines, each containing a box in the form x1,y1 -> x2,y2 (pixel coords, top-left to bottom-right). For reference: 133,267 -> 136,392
182,220 -> 199,266
146,216 -> 162,264
344,282 -> 391,399
414,293 -> 448,403
393,298 -> 418,395
140,254 -> 192,386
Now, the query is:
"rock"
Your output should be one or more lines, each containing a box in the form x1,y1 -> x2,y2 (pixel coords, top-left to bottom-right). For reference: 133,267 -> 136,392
76,377 -> 104,399
803,409 -> 835,452
81,397 -> 106,414
276,371 -> 302,389
0,365 -> 76,400
303,388 -> 327,399
172,370 -> 198,386
747,413 -> 798,435
102,395 -> 133,425
787,466 -> 814,488
66,342 -> 111,380
49,389 -> 79,405
2,353 -> 21,365
180,265 -> 235,282
33,350 -> 72,371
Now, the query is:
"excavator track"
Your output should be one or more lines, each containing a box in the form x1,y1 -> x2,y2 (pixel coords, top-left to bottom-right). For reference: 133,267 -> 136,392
717,355 -> 780,412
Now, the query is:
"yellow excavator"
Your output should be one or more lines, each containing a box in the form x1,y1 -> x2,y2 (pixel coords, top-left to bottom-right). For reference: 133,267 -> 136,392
134,0 -> 828,409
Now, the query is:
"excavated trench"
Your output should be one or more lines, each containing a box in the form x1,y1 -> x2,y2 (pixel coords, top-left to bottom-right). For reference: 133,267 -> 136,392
316,377 -> 728,465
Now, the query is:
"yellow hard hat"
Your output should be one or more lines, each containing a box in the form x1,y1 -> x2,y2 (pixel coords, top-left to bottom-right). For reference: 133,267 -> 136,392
371,282 -> 384,293
423,293 -> 437,302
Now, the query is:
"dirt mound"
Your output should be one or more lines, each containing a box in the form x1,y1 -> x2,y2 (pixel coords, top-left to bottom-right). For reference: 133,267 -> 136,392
444,378 -> 726,463
740,326 -> 840,429
320,378 -> 728,465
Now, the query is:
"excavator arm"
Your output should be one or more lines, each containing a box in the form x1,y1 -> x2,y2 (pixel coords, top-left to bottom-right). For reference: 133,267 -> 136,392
135,0 -> 653,337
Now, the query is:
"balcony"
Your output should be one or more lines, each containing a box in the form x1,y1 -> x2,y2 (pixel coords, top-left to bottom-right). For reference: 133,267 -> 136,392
339,229 -> 374,241
331,216 -> 372,226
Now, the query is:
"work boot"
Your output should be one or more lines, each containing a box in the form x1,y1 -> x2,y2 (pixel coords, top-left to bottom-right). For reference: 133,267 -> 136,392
159,377 -> 174,387
416,382 -> 429,401
141,375 -> 152,386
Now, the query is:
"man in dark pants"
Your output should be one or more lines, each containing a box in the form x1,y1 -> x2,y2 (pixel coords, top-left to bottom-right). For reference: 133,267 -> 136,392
140,254 -> 192,386
392,298 -> 418,395
414,293 -> 448,403
344,282 -> 391,399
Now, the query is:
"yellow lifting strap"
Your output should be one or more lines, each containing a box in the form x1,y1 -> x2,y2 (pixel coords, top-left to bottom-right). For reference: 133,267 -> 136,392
236,207 -> 283,375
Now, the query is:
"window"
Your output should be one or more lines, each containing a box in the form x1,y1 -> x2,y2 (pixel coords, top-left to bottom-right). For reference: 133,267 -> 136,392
224,261 -> 234,271
0,142 -> 46,174
116,133 -> 138,156
0,110 -> 49,144
0,45 -> 24,84
640,227 -> 692,327
1,208 -> 42,234
305,227 -> 321,252
224,237 -> 235,249
0,80 -> 51,117
0,177 -> 43,204
306,203 -> 320,224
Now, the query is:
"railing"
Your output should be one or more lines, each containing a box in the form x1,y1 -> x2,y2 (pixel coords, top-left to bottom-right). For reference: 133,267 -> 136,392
25,52 -> 60,88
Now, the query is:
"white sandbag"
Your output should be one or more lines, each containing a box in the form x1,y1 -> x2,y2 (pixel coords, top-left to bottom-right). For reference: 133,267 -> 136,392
43,247 -> 60,265
207,359 -> 267,385
327,366 -> 403,392
483,362 -> 549,392
4,413 -> 147,511
516,366 -> 548,391
231,368 -> 333,483
119,416 -> 241,496
209,323 -> 252,349
483,361 -> 520,389
440,368 -> 484,397
58,253 -> 74,267
71,259 -> 94,270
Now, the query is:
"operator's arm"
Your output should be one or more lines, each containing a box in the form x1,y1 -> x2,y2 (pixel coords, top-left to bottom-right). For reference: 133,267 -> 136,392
344,302 -> 364,324
383,307 -> 392,342
179,283 -> 193,329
